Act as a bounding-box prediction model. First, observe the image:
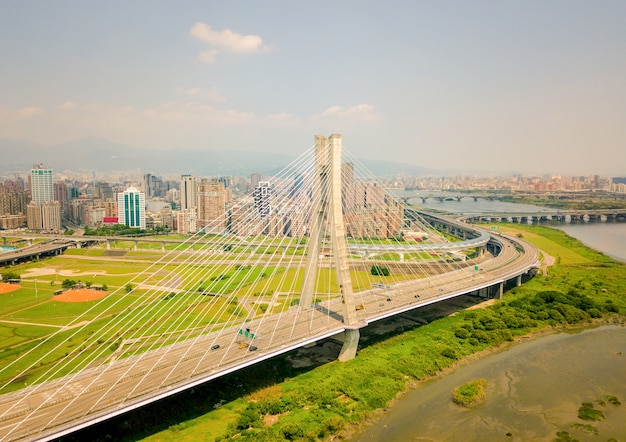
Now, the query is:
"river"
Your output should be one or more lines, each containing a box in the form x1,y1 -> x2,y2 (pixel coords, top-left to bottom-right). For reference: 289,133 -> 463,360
351,191 -> 626,441
392,189 -> 626,263
352,326 -> 626,441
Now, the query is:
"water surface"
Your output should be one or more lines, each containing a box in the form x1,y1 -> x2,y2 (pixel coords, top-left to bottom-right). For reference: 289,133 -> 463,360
353,326 -> 626,442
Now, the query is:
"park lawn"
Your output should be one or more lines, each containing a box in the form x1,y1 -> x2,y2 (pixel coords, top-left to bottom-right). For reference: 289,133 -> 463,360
9,294 -> 139,326
0,323 -> 58,348
496,224 -> 593,265
191,266 -> 285,295
0,286 -> 54,316
0,317 -> 123,393
63,248 -> 108,257
190,296 -> 244,323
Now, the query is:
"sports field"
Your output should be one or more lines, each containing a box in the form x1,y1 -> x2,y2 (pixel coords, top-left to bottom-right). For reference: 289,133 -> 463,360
0,283 -> 21,294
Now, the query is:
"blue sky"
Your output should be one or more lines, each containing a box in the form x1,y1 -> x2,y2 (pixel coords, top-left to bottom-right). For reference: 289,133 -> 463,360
1,1 -> 624,175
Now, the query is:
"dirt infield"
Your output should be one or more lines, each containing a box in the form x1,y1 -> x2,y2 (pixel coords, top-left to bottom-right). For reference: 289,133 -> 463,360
0,283 -> 21,294
54,289 -> 108,303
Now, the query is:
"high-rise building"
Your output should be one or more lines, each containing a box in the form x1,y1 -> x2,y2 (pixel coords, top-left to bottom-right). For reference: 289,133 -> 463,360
27,164 -> 61,231
180,174 -> 197,210
176,209 -> 198,235
117,186 -> 146,229
253,181 -> 272,219
41,201 -> 62,230
250,173 -> 261,192
30,165 -> 54,204
94,182 -> 114,201
197,179 -> 226,229
142,173 -> 163,198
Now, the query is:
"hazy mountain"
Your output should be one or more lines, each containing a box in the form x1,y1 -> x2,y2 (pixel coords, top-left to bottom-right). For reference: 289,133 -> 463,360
1,137 -> 437,177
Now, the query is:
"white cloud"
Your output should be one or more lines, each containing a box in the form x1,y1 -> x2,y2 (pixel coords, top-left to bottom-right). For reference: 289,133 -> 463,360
176,86 -> 226,103
144,102 -> 255,124
190,22 -> 270,63
314,104 -> 380,122
266,113 -> 300,126
57,101 -> 77,110
197,49 -> 219,63
17,106 -> 45,117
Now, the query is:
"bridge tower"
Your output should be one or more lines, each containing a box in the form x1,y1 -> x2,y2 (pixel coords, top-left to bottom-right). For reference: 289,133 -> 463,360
301,134 -> 361,361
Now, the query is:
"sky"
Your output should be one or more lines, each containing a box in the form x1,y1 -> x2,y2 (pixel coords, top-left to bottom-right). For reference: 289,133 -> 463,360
1,1 -> 625,175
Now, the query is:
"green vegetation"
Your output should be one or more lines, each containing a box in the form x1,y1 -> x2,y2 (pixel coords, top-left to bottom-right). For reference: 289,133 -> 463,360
1,224 -> 625,441
497,195 -> 626,211
370,265 -> 390,277
452,378 -> 487,406
84,224 -> 170,236
1,271 -> 20,281
577,402 -> 605,421
123,224 -> 623,442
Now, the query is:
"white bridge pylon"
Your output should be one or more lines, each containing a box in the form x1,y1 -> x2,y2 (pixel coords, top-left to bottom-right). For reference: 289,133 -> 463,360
301,134 -> 362,360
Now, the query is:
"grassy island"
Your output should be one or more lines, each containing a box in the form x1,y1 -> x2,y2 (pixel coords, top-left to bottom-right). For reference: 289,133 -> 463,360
452,378 -> 488,407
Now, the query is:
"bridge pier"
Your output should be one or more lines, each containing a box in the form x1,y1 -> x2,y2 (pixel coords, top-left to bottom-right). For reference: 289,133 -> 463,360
106,239 -> 111,250
338,328 -> 360,362
516,274 -> 522,286
161,242 -> 166,252
133,241 -> 138,251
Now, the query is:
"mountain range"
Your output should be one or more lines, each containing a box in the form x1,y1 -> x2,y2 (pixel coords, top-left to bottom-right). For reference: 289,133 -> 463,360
0,138 -> 437,177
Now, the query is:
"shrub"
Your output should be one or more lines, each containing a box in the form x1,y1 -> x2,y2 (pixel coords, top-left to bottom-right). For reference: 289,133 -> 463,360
604,300 -> 619,313
1,271 -> 20,281
370,265 -> 390,276
236,405 -> 262,430
587,308 -> 602,318
454,328 -> 471,339
452,378 -> 487,406
62,279 -> 76,289
441,348 -> 457,359
280,422 -> 305,440
577,402 -> 605,421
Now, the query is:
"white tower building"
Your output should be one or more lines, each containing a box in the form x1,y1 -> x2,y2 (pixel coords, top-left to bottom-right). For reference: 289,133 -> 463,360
117,186 -> 146,229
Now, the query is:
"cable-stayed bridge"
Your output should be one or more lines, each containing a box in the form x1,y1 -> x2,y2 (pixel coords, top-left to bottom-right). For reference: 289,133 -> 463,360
0,135 -> 539,441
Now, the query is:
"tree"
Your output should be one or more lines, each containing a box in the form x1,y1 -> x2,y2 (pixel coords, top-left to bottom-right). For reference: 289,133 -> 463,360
371,265 -> 390,276
125,283 -> 133,293
1,271 -> 20,281
62,279 -> 76,289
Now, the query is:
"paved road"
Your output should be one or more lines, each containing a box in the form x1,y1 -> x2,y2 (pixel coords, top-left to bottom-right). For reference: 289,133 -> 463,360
0,233 -> 538,442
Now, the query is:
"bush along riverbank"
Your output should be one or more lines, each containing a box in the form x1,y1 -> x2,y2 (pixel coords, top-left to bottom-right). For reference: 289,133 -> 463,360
69,225 -> 626,442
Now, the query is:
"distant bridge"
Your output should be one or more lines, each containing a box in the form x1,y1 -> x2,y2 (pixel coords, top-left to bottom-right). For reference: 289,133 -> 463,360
460,209 -> 626,223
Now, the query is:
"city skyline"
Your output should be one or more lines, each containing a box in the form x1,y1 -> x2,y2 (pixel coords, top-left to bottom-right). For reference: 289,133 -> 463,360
1,1 -> 625,175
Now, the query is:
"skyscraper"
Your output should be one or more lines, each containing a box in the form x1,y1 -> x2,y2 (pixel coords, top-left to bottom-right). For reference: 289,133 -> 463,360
250,173 -> 261,192
30,165 -> 54,204
180,174 -> 197,211
253,181 -> 272,219
28,164 -> 61,231
197,179 -> 226,229
117,186 -> 146,229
